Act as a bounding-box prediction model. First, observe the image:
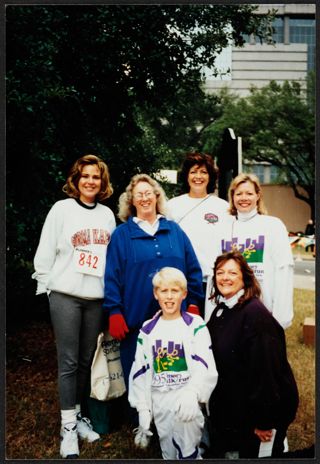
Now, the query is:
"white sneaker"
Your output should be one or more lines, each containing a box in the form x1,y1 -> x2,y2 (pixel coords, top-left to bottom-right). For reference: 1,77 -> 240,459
133,427 -> 153,449
77,416 -> 100,442
60,423 -> 79,458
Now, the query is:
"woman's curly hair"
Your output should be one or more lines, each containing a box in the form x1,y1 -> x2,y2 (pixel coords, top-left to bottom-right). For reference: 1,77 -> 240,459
118,173 -> 167,222
62,154 -> 113,202
178,152 -> 219,194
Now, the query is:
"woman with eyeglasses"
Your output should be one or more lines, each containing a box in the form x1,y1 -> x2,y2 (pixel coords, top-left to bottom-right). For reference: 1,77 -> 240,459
103,173 -> 203,421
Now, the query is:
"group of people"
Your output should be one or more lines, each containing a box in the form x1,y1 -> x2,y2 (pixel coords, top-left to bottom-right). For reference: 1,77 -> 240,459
32,152 -> 299,459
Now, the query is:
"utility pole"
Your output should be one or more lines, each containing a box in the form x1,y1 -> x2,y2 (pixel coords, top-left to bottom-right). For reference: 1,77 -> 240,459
217,127 -> 240,200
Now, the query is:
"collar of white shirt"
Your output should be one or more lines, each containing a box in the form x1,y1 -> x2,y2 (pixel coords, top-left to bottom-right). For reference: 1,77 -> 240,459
133,214 -> 164,236
219,288 -> 245,308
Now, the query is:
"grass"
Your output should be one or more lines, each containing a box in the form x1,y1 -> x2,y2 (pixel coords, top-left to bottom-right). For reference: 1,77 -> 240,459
285,289 -> 316,451
6,288 -> 315,459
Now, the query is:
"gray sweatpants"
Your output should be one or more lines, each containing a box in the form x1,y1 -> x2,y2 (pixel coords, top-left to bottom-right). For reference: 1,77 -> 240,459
49,291 -> 104,410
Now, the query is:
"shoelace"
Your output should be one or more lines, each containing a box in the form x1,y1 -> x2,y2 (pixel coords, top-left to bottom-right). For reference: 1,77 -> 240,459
62,424 -> 78,444
63,423 -> 77,433
79,416 -> 93,430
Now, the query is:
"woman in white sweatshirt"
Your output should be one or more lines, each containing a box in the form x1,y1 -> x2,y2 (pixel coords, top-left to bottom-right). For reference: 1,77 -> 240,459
32,154 -> 116,458
167,152 -> 229,316
205,173 -> 294,330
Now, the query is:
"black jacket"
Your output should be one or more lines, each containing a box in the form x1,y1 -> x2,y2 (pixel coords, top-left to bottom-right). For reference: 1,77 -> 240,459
207,297 -> 298,435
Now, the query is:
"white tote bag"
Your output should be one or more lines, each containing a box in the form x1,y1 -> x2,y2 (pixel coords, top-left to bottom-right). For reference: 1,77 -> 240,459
90,331 -> 126,401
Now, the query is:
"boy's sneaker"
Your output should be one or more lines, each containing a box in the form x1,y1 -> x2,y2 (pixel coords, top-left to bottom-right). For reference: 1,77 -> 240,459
60,423 -> 79,459
77,415 -> 100,442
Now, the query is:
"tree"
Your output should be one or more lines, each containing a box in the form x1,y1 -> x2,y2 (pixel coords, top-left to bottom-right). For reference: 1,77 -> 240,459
6,4 -> 274,319
201,76 -> 315,219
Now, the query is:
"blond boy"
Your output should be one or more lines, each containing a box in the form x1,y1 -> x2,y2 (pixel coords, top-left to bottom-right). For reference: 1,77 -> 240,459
128,267 -> 218,459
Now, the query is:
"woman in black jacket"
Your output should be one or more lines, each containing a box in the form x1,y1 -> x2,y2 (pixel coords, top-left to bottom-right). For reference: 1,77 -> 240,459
206,251 -> 299,458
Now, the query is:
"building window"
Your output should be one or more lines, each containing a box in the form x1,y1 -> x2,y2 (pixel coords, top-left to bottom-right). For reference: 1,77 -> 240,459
289,18 -> 315,70
245,164 -> 265,183
244,17 -> 284,45
252,164 -> 265,183
242,33 -> 251,44
244,16 -> 315,71
270,165 -> 283,183
244,164 -> 285,184
272,17 -> 284,43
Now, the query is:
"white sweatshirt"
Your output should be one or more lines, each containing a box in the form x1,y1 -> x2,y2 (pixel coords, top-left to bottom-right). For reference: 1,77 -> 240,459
167,194 -> 229,279
129,311 -> 218,415
205,211 -> 294,329
32,198 -> 116,299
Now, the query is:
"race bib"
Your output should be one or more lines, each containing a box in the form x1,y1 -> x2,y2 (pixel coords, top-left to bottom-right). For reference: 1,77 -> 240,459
73,247 -> 104,277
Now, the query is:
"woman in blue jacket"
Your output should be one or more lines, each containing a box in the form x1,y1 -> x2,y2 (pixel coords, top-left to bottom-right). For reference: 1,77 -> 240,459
103,174 -> 203,400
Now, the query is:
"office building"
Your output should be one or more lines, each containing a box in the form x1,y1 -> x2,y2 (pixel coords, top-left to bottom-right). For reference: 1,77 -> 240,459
204,4 -> 315,97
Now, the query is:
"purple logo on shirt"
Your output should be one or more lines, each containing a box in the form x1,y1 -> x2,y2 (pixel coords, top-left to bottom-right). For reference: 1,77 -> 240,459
222,235 -> 265,263
152,339 -> 187,373
204,213 -> 219,224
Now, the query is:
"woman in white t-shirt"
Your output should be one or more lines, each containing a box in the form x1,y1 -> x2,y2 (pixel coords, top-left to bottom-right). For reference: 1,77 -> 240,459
167,152 -> 229,316
205,173 -> 294,329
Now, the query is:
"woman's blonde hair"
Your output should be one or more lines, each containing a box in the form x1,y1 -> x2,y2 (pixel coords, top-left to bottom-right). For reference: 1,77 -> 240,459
228,173 -> 267,216
152,267 -> 187,291
118,173 -> 167,222
62,154 -> 113,201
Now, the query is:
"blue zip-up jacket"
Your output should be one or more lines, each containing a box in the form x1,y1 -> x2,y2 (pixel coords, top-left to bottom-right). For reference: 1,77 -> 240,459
103,216 -> 203,329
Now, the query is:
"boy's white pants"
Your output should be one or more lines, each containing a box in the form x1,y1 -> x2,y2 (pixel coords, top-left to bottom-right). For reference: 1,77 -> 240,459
152,388 -> 204,459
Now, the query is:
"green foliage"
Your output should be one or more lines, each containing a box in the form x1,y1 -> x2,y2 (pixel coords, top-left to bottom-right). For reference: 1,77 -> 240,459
6,4 -> 274,314
201,75 -> 315,218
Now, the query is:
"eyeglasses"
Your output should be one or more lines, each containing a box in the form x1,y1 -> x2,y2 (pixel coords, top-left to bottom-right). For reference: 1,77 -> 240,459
133,191 -> 155,200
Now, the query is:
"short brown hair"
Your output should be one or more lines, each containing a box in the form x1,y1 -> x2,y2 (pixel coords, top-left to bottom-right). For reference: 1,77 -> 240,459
228,173 -> 267,216
62,154 -> 113,201
210,251 -> 261,306
179,152 -> 218,194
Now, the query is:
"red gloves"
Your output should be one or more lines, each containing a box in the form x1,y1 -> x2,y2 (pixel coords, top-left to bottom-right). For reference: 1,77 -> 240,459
109,313 -> 129,340
187,304 -> 200,316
